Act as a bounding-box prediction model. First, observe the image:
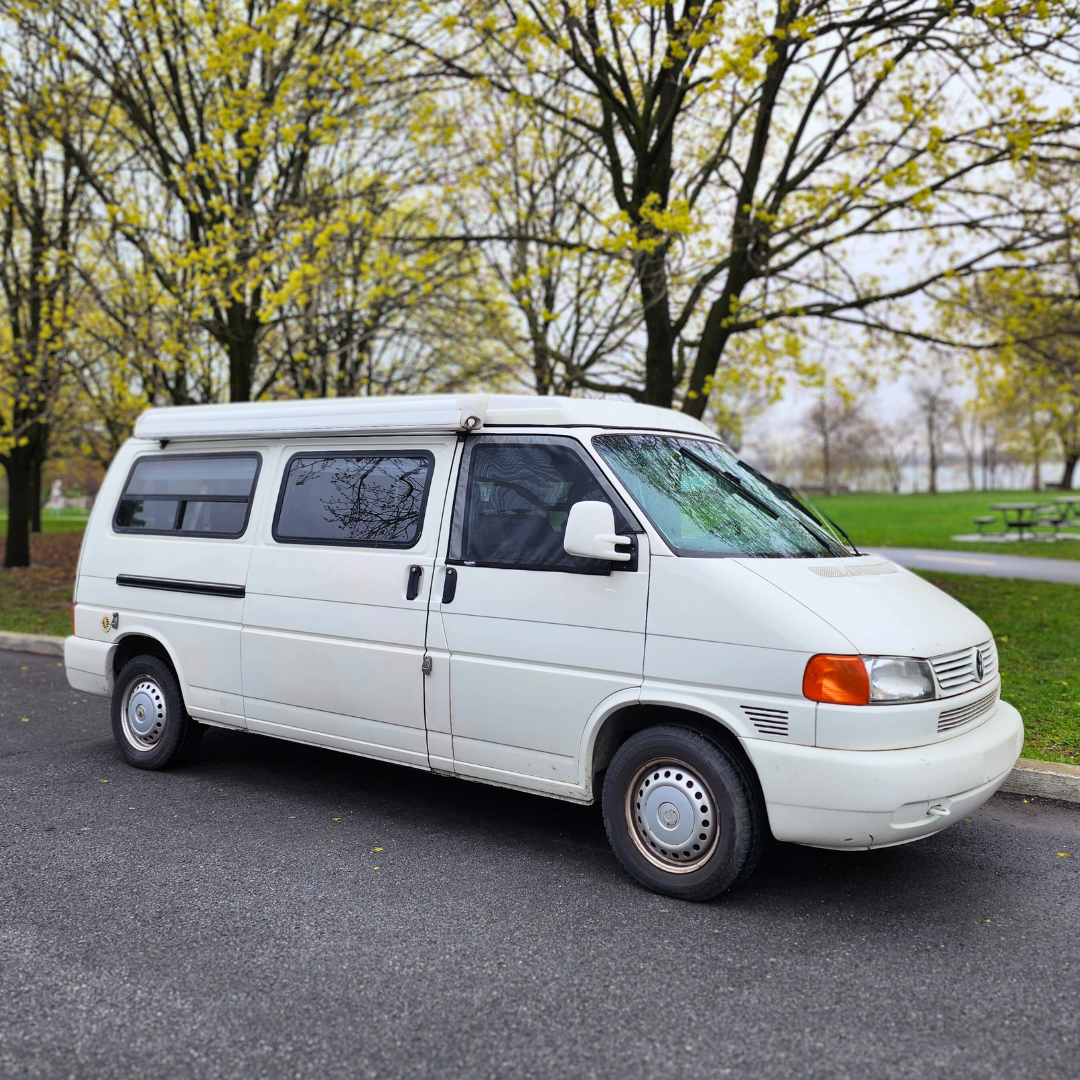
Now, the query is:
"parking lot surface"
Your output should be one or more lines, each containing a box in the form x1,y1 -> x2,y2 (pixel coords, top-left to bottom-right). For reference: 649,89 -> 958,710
1,649 -> 1078,1080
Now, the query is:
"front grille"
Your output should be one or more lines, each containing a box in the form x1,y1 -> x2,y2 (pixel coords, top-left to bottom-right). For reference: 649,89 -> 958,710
938,687 -> 1000,732
930,640 -> 998,696
742,706 -> 789,737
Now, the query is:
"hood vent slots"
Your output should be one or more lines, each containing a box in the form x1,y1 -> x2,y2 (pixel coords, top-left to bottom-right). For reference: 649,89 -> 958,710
742,706 -> 790,737
809,560 -> 897,578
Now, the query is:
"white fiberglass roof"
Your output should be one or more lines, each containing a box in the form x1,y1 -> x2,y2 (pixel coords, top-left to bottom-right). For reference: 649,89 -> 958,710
132,394 -> 716,441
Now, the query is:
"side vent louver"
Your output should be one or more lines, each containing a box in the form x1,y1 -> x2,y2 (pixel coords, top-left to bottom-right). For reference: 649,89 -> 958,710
742,706 -> 790,737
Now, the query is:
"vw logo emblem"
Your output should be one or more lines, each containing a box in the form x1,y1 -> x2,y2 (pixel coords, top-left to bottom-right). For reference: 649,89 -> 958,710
975,651 -> 984,681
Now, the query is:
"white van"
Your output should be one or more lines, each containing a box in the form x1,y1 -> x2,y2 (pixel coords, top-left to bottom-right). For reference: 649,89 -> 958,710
64,395 -> 1023,899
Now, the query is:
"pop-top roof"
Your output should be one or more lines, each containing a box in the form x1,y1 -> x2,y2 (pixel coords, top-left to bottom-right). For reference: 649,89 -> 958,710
132,394 -> 716,442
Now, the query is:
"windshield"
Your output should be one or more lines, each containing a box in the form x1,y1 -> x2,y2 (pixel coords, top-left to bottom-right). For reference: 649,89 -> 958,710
593,434 -> 847,559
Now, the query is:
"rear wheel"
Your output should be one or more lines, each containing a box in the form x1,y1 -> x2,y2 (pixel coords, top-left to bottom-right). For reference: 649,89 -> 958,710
111,654 -> 203,769
602,725 -> 766,901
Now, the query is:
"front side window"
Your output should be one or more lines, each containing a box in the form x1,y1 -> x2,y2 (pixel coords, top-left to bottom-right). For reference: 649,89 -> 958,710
449,436 -> 637,573
114,454 -> 261,538
594,434 -> 846,559
274,452 -> 434,547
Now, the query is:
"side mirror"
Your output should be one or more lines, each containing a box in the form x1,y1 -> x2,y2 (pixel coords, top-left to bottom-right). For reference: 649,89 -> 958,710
563,501 -> 632,562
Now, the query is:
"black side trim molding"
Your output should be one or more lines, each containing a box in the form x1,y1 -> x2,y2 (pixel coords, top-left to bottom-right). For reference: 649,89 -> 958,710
116,574 -> 246,599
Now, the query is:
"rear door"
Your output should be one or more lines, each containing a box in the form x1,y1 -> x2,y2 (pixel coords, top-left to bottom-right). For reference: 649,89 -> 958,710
241,437 -> 456,767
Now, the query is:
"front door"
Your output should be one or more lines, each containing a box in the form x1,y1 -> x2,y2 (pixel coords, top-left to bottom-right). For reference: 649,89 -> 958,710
436,435 -> 649,796
241,437 -> 456,768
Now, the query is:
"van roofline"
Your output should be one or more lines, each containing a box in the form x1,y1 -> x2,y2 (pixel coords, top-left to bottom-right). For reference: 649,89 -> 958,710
132,394 -> 717,442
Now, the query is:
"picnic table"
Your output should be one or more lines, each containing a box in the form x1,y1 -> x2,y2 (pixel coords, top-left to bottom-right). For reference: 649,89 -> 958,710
990,502 -> 1043,540
1053,495 -> 1080,524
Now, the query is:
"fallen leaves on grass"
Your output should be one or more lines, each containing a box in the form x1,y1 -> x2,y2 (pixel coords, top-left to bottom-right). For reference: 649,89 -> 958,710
0,533 -> 81,636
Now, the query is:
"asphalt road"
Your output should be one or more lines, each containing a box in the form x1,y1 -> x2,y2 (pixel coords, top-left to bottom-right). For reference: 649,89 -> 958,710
2,651 -> 1078,1080
870,546 -> 1080,584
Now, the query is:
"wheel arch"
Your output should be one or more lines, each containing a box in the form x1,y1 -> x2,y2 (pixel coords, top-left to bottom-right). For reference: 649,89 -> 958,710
584,697 -> 760,802
112,632 -> 181,685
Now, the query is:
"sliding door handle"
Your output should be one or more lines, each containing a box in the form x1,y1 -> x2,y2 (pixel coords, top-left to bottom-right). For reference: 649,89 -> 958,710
441,567 -> 458,605
406,564 -> 423,601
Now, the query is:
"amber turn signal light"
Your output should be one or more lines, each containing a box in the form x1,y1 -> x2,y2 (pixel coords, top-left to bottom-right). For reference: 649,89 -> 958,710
803,654 -> 870,705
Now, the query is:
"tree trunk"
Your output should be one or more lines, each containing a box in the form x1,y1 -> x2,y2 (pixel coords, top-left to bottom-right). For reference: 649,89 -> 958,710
30,451 -> 42,533
927,418 -> 938,494
1061,450 -> 1079,491
224,299 -> 261,403
533,345 -> 553,395
2,450 -> 32,568
822,426 -> 832,496
636,247 -> 675,407
527,318 -> 554,395
229,333 -> 254,402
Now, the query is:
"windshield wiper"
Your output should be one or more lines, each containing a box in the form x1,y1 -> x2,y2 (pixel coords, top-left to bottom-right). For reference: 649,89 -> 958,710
816,511 -> 860,555
680,447 -> 779,520
737,460 -> 858,555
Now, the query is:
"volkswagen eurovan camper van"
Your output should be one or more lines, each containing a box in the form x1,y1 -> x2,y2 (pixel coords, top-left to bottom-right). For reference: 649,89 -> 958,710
65,395 -> 1023,900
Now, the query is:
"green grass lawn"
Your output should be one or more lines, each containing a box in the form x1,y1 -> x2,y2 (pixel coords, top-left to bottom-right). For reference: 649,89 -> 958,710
813,489 -> 1080,559
919,572 -> 1080,765
0,509 -> 91,535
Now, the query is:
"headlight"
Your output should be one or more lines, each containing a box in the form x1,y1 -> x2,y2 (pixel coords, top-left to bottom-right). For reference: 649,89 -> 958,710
803,654 -> 936,704
864,656 -> 935,703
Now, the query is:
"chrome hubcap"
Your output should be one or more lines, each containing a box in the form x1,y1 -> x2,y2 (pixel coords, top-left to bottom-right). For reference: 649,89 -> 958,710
122,677 -> 166,750
625,759 -> 719,874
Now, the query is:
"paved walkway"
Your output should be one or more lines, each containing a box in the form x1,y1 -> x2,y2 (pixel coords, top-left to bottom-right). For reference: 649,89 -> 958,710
869,546 -> 1080,584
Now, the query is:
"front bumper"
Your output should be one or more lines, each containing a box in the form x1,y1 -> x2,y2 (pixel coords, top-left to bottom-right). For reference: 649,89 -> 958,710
741,700 -> 1024,849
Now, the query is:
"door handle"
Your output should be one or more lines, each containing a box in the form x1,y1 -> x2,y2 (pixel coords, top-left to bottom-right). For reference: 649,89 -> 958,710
406,564 -> 423,601
441,566 -> 458,604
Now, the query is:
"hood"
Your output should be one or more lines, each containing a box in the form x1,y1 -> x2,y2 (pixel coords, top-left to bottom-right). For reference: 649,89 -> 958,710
733,555 -> 991,657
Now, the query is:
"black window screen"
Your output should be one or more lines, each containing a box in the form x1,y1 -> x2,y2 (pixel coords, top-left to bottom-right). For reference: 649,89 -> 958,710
450,438 -> 635,573
274,452 -> 434,547
114,454 -> 261,538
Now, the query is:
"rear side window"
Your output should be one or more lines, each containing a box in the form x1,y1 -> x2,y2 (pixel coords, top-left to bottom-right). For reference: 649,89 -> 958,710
114,454 -> 261,538
273,452 -> 434,547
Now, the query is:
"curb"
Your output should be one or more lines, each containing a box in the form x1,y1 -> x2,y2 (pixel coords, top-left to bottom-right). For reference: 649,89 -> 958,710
1000,758 -> 1080,806
0,630 -> 1077,804
0,630 -> 65,657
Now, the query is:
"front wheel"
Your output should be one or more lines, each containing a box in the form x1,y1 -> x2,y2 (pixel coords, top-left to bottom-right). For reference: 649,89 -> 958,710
602,725 -> 766,901
111,654 -> 203,769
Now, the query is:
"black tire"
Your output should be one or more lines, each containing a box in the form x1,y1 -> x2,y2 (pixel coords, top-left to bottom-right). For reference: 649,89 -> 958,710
111,653 -> 204,769
602,725 -> 766,901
